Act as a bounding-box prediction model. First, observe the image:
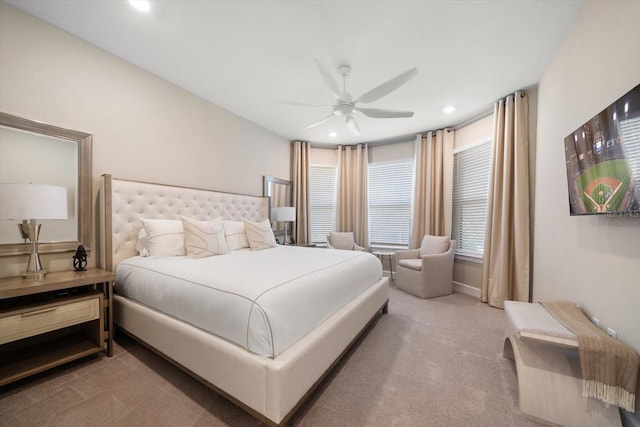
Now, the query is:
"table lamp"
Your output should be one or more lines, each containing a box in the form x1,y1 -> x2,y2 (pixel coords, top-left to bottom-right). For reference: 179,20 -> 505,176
0,183 -> 68,279
275,206 -> 296,245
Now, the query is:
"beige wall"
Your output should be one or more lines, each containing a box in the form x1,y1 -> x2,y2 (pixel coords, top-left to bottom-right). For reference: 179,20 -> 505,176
534,0 -> 640,354
369,140 -> 413,163
454,115 -> 493,150
310,140 -> 414,167
0,3 -> 290,277
310,146 -> 336,166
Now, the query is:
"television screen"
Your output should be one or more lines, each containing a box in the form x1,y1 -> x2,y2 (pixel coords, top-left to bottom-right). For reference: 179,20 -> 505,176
564,84 -> 640,215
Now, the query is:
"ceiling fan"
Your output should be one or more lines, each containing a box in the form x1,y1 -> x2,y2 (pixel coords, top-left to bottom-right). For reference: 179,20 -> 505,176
286,58 -> 418,136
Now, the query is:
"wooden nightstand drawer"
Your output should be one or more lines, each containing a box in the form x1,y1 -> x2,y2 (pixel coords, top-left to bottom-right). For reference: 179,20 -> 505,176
0,296 -> 100,345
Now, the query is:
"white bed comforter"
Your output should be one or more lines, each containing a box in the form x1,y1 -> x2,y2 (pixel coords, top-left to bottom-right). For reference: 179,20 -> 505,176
115,245 -> 382,358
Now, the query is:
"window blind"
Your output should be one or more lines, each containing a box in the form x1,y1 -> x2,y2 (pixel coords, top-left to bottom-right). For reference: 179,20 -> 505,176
309,165 -> 336,244
368,160 -> 413,246
620,116 -> 640,182
452,140 -> 492,258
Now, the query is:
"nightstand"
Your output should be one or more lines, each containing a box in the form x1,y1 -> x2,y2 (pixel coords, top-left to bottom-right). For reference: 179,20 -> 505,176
372,250 -> 395,280
0,268 -> 115,386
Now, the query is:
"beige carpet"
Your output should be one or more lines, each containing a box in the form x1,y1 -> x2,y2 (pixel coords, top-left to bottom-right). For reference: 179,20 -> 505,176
0,286 -> 546,426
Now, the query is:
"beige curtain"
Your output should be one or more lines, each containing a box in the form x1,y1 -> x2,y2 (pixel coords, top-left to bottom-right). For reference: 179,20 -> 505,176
291,140 -> 310,244
482,92 -> 530,308
335,144 -> 369,248
409,130 -> 454,248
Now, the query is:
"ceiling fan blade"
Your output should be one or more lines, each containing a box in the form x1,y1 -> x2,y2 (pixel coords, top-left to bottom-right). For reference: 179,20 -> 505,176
280,101 -> 333,108
355,67 -> 418,104
357,107 -> 414,118
304,113 -> 334,130
345,115 -> 360,136
314,57 -> 341,99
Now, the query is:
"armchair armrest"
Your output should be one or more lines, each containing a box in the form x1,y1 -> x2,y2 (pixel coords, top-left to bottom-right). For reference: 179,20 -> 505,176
420,246 -> 456,282
354,243 -> 367,251
421,250 -> 454,267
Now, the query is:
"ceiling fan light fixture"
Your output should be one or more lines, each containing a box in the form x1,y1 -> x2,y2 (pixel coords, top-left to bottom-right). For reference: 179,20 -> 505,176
443,105 -> 456,114
334,103 -> 356,116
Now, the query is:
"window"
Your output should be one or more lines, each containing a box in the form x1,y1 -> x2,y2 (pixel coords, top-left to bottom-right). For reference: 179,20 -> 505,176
368,160 -> 413,247
309,165 -> 336,244
452,140 -> 492,258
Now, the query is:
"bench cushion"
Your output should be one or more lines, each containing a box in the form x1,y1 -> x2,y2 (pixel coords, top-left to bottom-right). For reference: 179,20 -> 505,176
505,300 -> 576,341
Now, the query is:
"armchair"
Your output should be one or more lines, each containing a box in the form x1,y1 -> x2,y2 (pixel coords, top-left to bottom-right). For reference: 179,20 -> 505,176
327,232 -> 366,251
395,235 -> 456,298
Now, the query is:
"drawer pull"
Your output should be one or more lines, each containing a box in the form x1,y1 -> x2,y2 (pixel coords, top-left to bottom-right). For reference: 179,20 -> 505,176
21,307 -> 57,317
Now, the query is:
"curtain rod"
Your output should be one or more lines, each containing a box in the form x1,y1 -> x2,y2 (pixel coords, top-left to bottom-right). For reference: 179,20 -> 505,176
450,106 -> 493,131
449,91 -> 525,131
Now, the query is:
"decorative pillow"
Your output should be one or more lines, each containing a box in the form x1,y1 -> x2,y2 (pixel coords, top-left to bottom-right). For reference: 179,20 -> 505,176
140,218 -> 186,257
222,220 -> 249,251
419,235 -> 450,257
243,218 -> 278,251
135,228 -> 150,257
181,216 -> 228,258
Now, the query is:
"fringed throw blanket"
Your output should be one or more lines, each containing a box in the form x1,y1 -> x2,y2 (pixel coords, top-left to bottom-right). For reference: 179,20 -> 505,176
541,301 -> 639,412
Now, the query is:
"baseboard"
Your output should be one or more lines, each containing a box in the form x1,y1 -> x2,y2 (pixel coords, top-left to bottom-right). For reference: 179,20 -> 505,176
453,281 -> 480,299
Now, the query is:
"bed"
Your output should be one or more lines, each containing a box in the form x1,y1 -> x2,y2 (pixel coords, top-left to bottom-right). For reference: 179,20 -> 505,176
99,174 -> 389,426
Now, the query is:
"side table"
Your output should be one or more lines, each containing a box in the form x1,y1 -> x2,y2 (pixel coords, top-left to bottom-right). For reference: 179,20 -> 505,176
372,250 -> 395,280
0,268 -> 115,386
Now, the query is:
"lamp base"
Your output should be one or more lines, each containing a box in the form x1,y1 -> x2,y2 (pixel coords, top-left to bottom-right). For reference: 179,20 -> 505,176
22,267 -> 47,280
22,220 -> 47,280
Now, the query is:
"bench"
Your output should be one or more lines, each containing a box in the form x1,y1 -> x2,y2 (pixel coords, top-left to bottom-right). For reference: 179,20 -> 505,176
503,301 -> 621,427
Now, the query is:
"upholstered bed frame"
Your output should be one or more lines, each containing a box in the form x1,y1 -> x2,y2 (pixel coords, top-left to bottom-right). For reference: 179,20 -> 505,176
99,174 -> 389,426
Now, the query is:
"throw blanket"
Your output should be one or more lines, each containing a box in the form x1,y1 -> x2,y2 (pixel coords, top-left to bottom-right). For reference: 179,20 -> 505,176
541,301 -> 638,412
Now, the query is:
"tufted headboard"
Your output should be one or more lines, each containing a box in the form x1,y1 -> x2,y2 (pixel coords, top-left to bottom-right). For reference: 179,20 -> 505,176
100,174 -> 270,271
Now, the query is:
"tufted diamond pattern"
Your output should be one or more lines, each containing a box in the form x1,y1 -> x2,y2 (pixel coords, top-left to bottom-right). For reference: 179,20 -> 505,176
109,178 -> 269,268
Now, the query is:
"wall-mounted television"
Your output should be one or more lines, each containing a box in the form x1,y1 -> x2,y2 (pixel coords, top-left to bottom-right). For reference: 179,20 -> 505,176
564,84 -> 640,216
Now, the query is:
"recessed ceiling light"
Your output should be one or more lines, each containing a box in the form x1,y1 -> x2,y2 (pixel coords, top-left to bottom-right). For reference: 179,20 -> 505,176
443,105 -> 456,114
329,132 -> 337,138
129,0 -> 151,12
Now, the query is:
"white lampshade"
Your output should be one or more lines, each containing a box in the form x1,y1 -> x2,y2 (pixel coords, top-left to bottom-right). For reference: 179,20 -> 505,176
275,206 -> 295,222
0,183 -> 68,220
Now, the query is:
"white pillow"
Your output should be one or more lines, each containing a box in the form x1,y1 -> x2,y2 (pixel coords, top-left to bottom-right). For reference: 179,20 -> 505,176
181,216 -> 228,258
141,218 -> 186,257
135,228 -> 150,257
243,218 -> 278,251
419,235 -> 450,257
222,220 -> 249,251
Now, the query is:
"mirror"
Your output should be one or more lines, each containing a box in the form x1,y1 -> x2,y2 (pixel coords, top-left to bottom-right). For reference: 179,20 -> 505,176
263,175 -> 291,241
0,112 -> 92,256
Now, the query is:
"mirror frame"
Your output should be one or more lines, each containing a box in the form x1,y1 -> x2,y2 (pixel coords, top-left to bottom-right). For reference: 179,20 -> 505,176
263,175 -> 292,214
263,175 -> 292,239
0,112 -> 92,256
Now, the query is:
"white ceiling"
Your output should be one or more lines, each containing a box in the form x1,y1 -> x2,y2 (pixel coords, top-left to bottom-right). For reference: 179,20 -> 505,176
7,0 -> 585,145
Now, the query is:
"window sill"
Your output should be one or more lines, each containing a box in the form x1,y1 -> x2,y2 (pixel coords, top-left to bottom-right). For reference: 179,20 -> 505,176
369,245 -> 409,251
454,253 -> 483,264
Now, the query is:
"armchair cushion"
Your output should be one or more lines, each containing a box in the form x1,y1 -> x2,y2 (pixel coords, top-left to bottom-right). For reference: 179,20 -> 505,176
419,235 -> 450,257
398,258 -> 422,271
